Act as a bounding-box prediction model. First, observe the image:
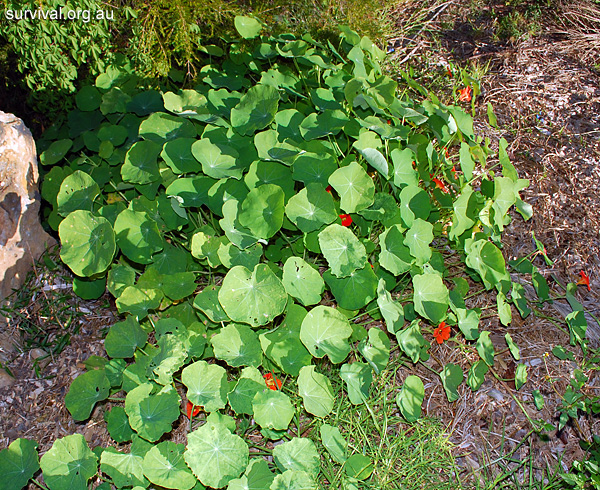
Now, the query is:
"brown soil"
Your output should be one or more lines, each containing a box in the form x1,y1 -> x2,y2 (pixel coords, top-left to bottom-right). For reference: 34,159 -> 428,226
1,2 -> 599,488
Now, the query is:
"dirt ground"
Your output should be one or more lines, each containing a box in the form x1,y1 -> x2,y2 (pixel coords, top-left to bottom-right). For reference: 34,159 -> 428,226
0,2 -> 599,487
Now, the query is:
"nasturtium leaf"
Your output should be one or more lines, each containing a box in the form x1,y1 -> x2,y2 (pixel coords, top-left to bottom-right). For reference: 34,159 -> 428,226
273,438 -> 320,476
105,406 -> 134,443
56,171 -> 100,216
194,285 -> 230,322
162,89 -> 207,116
465,239 -> 509,290
378,225 -> 413,275
64,368 -> 110,421
320,424 -> 347,464
300,110 -> 348,140
497,291 -> 512,326
40,434 -> 97,490
166,176 -> 215,207
318,224 -> 367,278
114,208 -> 163,264
515,364 -> 527,390
270,470 -> 316,490
125,383 -> 180,442
358,327 -> 390,374
440,363 -> 463,402
291,152 -> 338,187
208,177 -> 250,217
161,138 -> 202,174
297,365 -> 334,418
100,447 -> 146,488
391,148 -> 418,187
282,257 -> 324,306
192,138 -> 244,180
238,184 -> 285,239
532,270 -> 550,302
505,333 -> 520,361
59,210 -> 116,277
397,320 -> 426,363
218,242 -> 263,270
340,362 -> 372,405
448,185 -> 477,240
300,306 -> 352,364
182,360 -> 228,412
399,185 -> 430,228
412,272 -> 449,324
456,308 -> 480,341
252,390 -> 295,430
228,377 -> 264,415
323,265 -> 378,310
228,459 -> 275,490
511,282 -> 531,318
476,331 -> 495,367
185,422 -> 249,489
40,139 -> 73,166
122,140 -> 162,185
101,87 -> 131,115
142,441 -> 196,490
72,275 -> 105,300
115,286 -> 162,319
212,323 -> 263,368
220,199 -> 259,249
231,84 -> 279,136
76,85 -> 101,111
149,334 -> 188,385
396,375 -> 424,422
0,438 -> 39,490
219,264 -> 288,327
405,218 -> 434,265
566,310 -> 587,346
533,390 -> 544,410
160,272 -> 196,301
234,15 -> 262,38
139,112 -> 196,142
376,278 -> 404,334
328,161 -> 375,213
191,232 -> 226,268
104,316 -> 148,358
285,183 -> 337,233
345,454 -> 374,480
466,360 -> 488,391
245,160 -> 296,198
127,89 -> 165,116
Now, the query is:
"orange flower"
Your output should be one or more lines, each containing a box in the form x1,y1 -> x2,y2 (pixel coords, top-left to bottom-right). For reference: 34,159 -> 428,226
446,66 -> 453,77
339,214 -> 353,227
264,372 -> 282,391
458,86 -> 472,102
433,322 -> 451,344
577,271 -> 591,291
326,185 -> 333,193
429,174 -> 449,193
186,401 -> 200,419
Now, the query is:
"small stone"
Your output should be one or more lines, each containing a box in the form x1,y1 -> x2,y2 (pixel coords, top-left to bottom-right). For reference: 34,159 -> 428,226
30,348 -> 50,369
0,368 -> 15,389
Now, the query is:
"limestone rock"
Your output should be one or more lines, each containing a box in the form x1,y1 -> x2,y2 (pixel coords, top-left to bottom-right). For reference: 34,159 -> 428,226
0,111 -> 55,299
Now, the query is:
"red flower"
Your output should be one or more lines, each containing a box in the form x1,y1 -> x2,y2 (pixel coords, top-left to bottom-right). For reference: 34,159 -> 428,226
387,119 -> 392,125
264,372 -> 282,391
186,401 -> 200,419
444,147 -> 450,158
326,185 -> 333,193
429,174 -> 449,193
433,322 -> 451,344
577,271 -> 591,291
446,66 -> 453,77
458,86 -> 472,102
340,214 -> 353,227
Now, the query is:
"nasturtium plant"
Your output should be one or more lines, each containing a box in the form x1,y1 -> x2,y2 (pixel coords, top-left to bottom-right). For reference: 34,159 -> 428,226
33,20 -> 536,490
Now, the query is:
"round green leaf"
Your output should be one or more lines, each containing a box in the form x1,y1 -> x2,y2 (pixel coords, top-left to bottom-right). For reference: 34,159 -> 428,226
234,15 -> 262,39
98,124 -> 128,146
412,272 -> 449,324
143,442 -> 197,490
220,199 -> 259,249
228,459 -> 275,490
181,360 -> 228,412
192,138 -> 244,180
297,365 -> 334,418
466,360 -> 488,391
218,241 -> 263,270
166,176 -> 216,208
125,383 -> 180,442
323,265 -> 377,310
59,210 -> 116,277
162,89 -> 208,116
228,377 -> 264,415
252,389 -> 295,430
238,184 -> 285,239
149,334 -> 188,385
105,406 -> 135,443
300,305 -> 352,364
211,323 -> 263,368
282,257 -> 325,306
273,438 -> 319,476
219,264 -> 288,327
72,275 -> 106,300
358,327 -> 390,374
122,140 -> 162,185
65,368 -> 110,421
291,152 -> 338,187
270,470 -> 316,490
104,316 -> 148,358
100,446 -> 146,488
300,110 -> 348,140
404,218 -> 434,265
318,224 -> 367,278
320,424 -> 347,464
328,161 -> 375,213
340,362 -> 372,405
127,90 -> 165,116
476,331 -> 495,367
56,170 -> 100,216
138,112 -> 197,142
40,434 -> 97,490
231,84 -> 279,136
0,438 -> 39,490
285,183 -> 337,233
115,286 -> 162,319
161,138 -> 202,174
185,422 -> 249,489
76,86 -> 101,111
440,363 -> 463,402
376,278 -> 404,335
40,139 -> 72,166
465,239 -> 509,290
194,285 -> 230,322
114,208 -> 164,264
378,225 -> 413,275
344,454 -> 373,480
396,375 -> 424,422
399,185 -> 430,228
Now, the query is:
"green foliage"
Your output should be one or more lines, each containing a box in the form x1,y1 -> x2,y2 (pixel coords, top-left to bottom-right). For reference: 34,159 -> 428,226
28,22 -> 542,490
